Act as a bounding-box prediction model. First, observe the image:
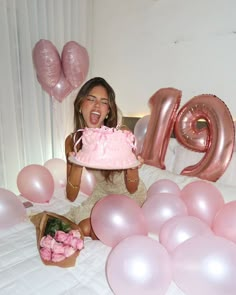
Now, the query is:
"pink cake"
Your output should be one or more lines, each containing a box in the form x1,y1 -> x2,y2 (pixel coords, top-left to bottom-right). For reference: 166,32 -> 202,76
69,126 -> 140,169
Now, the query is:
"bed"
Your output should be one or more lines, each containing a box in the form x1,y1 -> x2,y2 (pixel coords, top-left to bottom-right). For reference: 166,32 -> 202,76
1,133 -> 236,294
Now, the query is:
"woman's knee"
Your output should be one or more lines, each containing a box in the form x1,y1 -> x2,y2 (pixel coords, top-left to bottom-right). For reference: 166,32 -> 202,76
79,218 -> 98,240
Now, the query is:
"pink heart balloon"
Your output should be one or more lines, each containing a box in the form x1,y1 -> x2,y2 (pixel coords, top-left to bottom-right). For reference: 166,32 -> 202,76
33,39 -> 90,102
62,41 -> 89,88
33,39 -> 61,89
45,71 -> 74,102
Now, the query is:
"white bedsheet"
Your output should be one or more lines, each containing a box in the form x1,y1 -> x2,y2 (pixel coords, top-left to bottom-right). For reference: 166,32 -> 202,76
1,165 -> 235,295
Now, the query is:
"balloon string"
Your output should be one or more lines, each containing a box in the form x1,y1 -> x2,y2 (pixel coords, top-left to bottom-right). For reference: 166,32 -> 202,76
73,129 -> 84,153
50,96 -> 55,158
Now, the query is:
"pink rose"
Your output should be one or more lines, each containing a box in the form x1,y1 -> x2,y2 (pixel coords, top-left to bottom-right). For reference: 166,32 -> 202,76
69,237 -> 83,249
52,242 -> 65,254
64,245 -> 76,257
40,235 -> 55,249
64,234 -> 73,245
75,239 -> 84,250
54,230 -> 68,242
69,229 -> 81,239
52,253 -> 66,262
40,247 -> 52,261
69,237 -> 79,249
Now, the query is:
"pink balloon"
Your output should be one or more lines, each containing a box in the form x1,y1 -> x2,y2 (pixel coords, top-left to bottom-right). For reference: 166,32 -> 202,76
172,235 -> 236,295
44,158 -> 66,189
147,179 -> 181,198
91,194 -> 148,247
159,215 -> 213,253
32,39 -> 61,89
106,235 -> 172,295
43,71 -> 74,102
213,201 -> 236,243
0,188 -> 26,229
80,168 -> 96,196
180,180 -> 224,227
62,41 -> 89,88
17,164 -> 54,203
133,115 -> 150,154
142,193 -> 188,235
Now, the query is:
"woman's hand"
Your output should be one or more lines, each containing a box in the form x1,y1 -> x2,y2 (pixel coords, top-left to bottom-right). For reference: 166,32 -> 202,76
137,155 -> 144,169
130,155 -> 144,169
67,151 -> 76,161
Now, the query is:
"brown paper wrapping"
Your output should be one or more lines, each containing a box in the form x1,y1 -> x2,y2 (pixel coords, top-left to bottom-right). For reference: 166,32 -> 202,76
31,211 -> 84,268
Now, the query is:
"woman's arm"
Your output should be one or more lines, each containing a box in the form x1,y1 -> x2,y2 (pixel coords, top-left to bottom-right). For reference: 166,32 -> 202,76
65,134 -> 83,202
124,168 -> 140,194
120,125 -> 143,194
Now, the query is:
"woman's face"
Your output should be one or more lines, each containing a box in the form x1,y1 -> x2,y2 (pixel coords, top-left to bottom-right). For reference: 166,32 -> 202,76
80,85 -> 110,128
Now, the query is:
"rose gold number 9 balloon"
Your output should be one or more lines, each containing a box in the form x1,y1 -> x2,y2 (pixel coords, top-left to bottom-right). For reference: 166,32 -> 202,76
141,88 -> 182,169
174,94 -> 235,181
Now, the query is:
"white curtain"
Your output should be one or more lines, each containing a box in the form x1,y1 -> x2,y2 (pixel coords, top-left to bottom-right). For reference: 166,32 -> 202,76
0,0 -> 92,194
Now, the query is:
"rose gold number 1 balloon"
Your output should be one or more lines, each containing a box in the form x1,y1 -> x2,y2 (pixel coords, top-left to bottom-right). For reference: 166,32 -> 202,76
141,88 -> 182,169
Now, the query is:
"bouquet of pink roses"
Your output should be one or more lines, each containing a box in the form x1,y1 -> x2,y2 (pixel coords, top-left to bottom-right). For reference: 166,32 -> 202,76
31,211 -> 84,268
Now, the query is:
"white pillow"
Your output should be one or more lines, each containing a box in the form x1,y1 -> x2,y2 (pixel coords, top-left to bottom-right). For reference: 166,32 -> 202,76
140,164 -> 199,191
171,141 -> 203,175
140,164 -> 236,204
170,139 -> 236,188
165,138 -> 178,172
216,153 -> 236,186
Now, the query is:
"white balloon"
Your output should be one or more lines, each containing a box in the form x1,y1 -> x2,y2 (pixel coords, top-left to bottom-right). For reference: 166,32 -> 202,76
44,158 -> 66,189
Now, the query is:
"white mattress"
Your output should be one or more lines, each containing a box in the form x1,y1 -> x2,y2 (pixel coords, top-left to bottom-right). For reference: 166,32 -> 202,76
1,164 -> 235,295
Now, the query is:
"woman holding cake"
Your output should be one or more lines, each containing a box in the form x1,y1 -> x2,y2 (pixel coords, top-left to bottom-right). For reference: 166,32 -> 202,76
65,77 -> 146,238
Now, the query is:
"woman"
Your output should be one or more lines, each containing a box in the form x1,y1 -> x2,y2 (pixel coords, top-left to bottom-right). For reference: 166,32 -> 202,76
65,77 -> 146,238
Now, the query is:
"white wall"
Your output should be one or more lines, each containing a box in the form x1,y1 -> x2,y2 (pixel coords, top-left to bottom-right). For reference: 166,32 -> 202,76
90,0 -> 236,118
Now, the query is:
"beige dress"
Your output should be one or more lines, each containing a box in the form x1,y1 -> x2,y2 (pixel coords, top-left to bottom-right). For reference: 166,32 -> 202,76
66,169 -> 147,224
